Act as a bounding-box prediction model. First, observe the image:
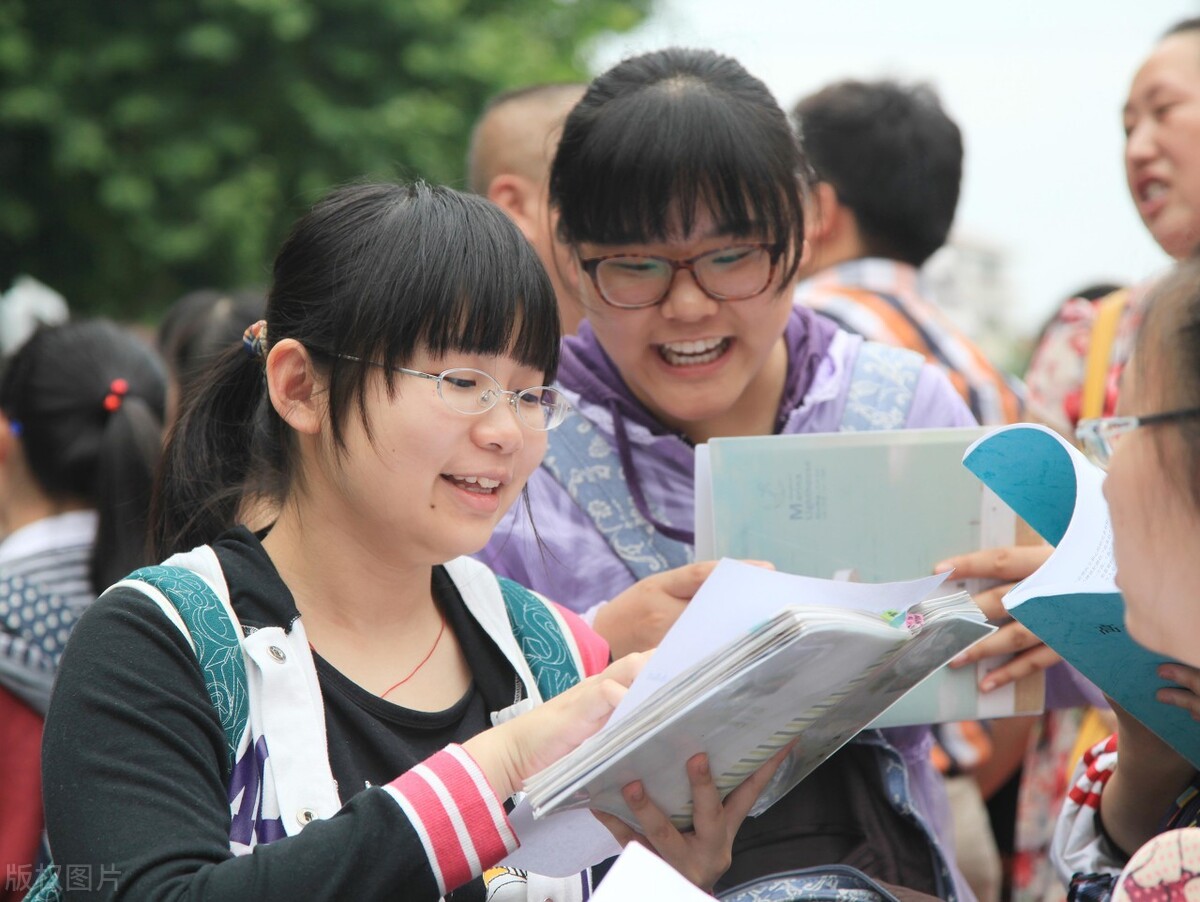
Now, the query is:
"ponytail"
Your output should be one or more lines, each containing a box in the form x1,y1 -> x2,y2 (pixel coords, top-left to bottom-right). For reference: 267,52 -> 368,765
91,396 -> 164,590
0,320 -> 168,596
150,342 -> 281,559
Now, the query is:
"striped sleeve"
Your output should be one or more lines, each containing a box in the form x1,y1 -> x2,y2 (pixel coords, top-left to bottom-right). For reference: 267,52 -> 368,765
1052,733 -> 1124,882
381,744 -> 517,896
552,602 -> 611,676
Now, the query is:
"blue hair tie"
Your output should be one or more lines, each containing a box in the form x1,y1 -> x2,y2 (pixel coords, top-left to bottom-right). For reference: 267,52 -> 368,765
9,420 -> 22,438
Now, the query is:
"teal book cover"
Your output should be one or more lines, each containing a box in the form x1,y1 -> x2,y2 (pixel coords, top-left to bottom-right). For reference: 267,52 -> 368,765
963,424 -> 1200,769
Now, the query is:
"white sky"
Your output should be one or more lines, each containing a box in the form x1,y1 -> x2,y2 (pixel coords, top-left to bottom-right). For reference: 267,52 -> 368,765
591,0 -> 1200,334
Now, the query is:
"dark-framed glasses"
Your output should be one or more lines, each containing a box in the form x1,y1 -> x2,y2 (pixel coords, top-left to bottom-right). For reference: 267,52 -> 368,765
578,243 -> 781,309
1076,407 -> 1200,469
342,358 -> 569,431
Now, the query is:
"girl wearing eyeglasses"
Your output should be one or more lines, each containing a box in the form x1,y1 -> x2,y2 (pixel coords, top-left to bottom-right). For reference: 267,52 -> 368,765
479,47 -> 983,900
1049,257 -> 1200,902
38,182 -> 785,901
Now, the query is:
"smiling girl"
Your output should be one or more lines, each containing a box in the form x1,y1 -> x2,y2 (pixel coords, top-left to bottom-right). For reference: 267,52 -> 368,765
479,47 -> 980,899
38,182 -> 780,901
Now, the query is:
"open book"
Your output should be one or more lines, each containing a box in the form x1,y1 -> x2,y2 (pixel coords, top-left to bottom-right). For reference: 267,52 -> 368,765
523,560 -> 992,830
694,427 -> 1041,727
963,423 -> 1200,768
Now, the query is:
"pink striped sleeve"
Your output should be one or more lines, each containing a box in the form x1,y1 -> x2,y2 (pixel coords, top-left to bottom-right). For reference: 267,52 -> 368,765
381,744 -> 517,896
552,601 -> 610,676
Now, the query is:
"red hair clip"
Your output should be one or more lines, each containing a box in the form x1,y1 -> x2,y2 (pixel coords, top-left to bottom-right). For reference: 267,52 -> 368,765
103,378 -> 129,413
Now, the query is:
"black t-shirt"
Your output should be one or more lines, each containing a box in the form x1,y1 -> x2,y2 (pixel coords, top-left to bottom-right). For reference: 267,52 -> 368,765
41,527 -> 529,901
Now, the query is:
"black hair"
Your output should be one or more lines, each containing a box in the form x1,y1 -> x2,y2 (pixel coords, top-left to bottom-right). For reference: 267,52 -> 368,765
1163,17 -> 1200,39
792,79 -> 963,267
549,47 -> 807,284
152,181 -> 560,559
0,319 -> 167,593
156,288 -> 266,414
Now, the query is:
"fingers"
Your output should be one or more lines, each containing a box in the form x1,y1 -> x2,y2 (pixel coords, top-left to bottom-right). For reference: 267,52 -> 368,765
721,742 -> 794,824
1158,664 -> 1200,720
968,583 -> 1015,622
977,646 -> 1062,691
655,560 -> 722,599
951,621 -> 1044,667
591,810 -> 637,846
934,544 -> 1052,583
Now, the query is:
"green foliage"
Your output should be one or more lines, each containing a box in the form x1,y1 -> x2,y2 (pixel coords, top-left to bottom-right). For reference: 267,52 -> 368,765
0,0 -> 650,318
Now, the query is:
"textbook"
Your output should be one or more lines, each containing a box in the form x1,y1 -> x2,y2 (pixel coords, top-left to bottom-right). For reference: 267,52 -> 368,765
963,423 -> 1200,769
694,427 -> 1042,727
523,559 -> 993,831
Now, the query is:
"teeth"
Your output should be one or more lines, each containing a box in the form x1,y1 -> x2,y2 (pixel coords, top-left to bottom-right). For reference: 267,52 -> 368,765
1144,181 -> 1166,201
661,337 -> 726,354
659,337 -> 730,367
447,474 -> 501,490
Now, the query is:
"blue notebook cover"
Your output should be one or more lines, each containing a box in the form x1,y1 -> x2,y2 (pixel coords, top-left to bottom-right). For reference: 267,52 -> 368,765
963,424 -> 1200,769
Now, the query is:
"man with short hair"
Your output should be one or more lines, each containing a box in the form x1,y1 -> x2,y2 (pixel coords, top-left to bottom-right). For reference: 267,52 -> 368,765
792,79 -> 1023,426
467,83 -> 586,333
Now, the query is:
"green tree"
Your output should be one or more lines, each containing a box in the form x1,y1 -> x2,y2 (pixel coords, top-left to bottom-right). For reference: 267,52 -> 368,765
0,0 -> 650,319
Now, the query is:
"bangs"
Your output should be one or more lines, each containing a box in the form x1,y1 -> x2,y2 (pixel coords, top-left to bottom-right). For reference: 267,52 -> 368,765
340,186 -> 558,377
289,183 -> 559,448
551,58 -> 807,280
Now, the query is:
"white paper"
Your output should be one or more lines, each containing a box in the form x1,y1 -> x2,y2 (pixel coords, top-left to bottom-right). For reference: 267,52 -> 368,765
590,842 -> 714,901
500,801 -> 622,877
611,559 -> 948,723
693,443 -> 715,561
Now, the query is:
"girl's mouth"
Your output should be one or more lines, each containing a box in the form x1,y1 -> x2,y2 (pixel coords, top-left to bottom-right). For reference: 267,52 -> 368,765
657,337 -> 731,367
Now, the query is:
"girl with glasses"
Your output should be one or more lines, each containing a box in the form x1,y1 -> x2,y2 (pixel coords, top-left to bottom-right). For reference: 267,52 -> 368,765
479,47 -> 986,900
1053,257 -> 1200,901
39,182 -> 783,901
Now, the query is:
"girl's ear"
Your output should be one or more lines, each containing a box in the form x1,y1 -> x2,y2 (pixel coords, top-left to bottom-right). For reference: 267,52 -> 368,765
265,339 -> 324,436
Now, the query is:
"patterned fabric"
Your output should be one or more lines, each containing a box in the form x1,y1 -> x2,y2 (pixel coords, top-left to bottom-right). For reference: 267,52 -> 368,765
24,564 -> 252,902
718,864 -> 903,902
839,341 -> 923,431
126,565 -> 250,773
543,411 -> 693,580
498,576 -> 582,701
1025,282 -> 1156,439
1112,828 -> 1200,902
796,258 -> 1024,426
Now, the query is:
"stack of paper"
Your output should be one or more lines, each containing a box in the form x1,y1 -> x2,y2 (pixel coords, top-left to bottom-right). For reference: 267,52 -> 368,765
523,560 -> 992,829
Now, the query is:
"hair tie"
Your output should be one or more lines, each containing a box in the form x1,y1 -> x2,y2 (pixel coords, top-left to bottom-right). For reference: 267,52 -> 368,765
242,320 -> 268,359
8,420 -> 22,438
103,378 -> 129,413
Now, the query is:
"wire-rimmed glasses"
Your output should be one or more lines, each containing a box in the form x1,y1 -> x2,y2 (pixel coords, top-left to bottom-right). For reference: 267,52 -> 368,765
1076,407 -> 1200,468
342,357 -> 570,431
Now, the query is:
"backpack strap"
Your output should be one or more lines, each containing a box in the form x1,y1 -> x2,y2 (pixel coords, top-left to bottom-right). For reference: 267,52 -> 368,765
497,576 -> 582,701
24,563 -> 249,902
125,564 -> 249,775
839,341 -> 925,432
1081,288 -> 1130,420
543,411 -> 692,581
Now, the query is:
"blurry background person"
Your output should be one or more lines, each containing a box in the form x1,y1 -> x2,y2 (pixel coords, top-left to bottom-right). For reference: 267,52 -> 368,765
793,78 -> 1024,427
1026,17 -> 1200,438
0,320 -> 165,897
467,83 -> 586,333
156,288 -> 265,426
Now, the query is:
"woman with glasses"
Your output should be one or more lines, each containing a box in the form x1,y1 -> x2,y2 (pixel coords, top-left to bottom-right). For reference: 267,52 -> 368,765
38,182 -> 784,901
479,47 -> 982,900
1049,257 -> 1200,901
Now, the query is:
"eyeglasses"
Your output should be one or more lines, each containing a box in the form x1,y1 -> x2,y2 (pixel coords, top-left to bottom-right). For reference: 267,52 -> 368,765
341,358 -> 570,431
577,243 -> 781,309
1076,407 -> 1200,468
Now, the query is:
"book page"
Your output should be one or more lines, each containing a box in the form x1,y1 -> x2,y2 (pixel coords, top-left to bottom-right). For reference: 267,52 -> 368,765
610,559 -> 948,724
706,427 -> 1011,583
963,423 -> 1200,768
